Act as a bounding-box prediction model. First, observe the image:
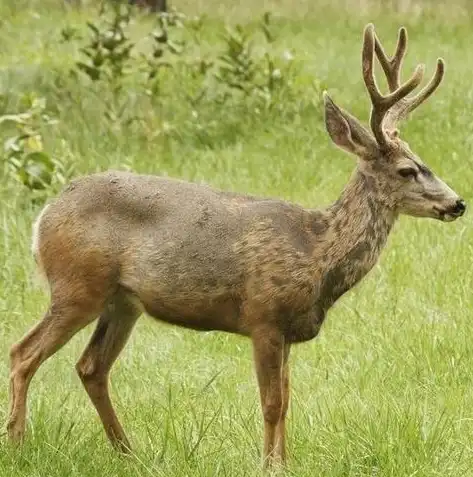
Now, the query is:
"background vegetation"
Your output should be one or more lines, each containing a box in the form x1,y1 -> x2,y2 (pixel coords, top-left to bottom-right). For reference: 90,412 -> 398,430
1,0 -> 473,475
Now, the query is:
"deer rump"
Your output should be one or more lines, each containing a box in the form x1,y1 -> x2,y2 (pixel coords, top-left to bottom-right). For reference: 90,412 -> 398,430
34,170 -> 328,342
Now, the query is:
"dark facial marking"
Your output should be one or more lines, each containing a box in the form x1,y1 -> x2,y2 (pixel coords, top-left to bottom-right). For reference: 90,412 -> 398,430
422,192 -> 440,201
414,162 -> 433,178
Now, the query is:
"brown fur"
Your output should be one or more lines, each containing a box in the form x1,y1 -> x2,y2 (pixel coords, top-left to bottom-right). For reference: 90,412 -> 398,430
7,24 -> 465,468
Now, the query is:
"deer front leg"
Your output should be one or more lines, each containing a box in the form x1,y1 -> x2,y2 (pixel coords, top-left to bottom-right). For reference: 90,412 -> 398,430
252,326 -> 287,469
274,343 -> 290,463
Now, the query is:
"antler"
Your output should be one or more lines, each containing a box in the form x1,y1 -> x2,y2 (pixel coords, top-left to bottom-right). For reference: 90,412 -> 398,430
362,24 -> 445,147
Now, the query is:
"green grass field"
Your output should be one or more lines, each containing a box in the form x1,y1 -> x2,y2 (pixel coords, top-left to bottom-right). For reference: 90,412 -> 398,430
1,0 -> 473,475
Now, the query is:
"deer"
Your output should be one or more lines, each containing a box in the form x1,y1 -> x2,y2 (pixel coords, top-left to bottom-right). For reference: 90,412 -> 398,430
7,23 -> 466,469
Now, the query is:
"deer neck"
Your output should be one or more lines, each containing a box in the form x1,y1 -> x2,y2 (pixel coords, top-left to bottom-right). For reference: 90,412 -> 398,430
311,169 -> 398,310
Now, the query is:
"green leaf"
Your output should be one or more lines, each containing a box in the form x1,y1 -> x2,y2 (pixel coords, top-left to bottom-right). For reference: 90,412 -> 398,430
0,113 -> 30,125
167,40 -> 184,55
24,151 -> 54,168
76,62 -> 101,81
22,151 -> 55,190
3,136 -> 22,153
86,22 -> 100,36
31,97 -> 46,111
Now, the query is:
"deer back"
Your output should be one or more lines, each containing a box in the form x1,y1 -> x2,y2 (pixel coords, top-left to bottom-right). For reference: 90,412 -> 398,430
34,170 -> 321,335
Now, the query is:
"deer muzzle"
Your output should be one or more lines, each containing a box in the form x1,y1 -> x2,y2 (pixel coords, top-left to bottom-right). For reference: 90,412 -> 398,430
434,198 -> 466,222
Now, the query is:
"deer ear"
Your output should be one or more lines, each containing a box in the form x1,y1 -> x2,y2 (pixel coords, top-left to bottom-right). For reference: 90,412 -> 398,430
324,92 -> 378,158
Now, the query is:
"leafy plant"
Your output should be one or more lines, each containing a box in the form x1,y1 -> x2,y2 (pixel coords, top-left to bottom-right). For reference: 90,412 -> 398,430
215,25 -> 257,95
213,13 -> 310,110
66,2 -> 136,125
58,6 -> 322,152
142,11 -> 187,98
75,2 -> 134,89
0,94 -> 73,199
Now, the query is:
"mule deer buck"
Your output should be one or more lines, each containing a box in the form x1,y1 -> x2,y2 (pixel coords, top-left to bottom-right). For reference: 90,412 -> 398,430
7,24 -> 465,468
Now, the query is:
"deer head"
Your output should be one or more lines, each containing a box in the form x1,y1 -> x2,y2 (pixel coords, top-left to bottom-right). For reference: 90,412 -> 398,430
324,24 -> 465,222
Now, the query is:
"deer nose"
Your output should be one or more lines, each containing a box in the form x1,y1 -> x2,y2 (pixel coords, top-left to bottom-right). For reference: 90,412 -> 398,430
453,199 -> 466,215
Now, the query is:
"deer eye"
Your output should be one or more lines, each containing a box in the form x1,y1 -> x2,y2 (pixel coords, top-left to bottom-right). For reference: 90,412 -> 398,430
398,167 -> 418,179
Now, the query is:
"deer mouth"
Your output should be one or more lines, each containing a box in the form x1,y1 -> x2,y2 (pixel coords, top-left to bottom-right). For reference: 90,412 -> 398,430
433,201 -> 466,222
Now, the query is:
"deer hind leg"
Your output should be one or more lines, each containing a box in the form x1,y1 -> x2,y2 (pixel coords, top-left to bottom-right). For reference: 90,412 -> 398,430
252,326 -> 287,469
76,290 -> 141,453
7,287 -> 105,443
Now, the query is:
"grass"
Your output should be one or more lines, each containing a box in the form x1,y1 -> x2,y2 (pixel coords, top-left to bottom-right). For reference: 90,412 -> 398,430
1,0 -> 473,475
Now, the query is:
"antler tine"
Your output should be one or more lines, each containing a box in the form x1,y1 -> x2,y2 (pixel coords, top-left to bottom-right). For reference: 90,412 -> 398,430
405,58 -> 445,113
374,27 -> 407,92
362,24 -> 424,147
362,24 -> 386,145
386,59 -> 445,126
362,25 -> 380,102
